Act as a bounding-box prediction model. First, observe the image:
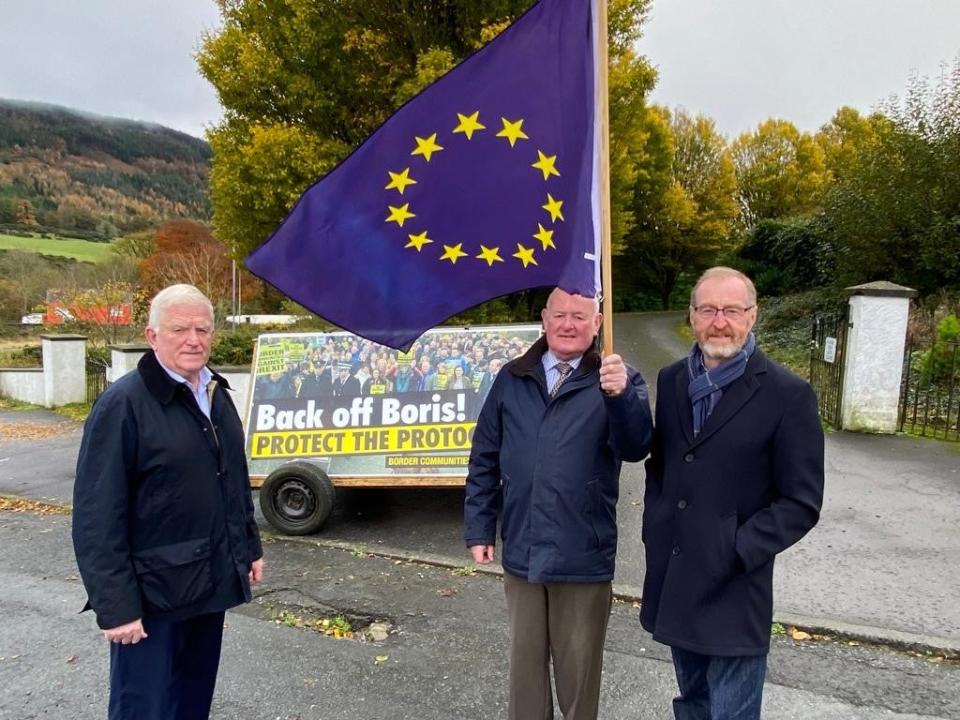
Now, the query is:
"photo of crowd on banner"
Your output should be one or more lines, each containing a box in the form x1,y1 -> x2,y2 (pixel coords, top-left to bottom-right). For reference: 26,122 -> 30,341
252,326 -> 540,407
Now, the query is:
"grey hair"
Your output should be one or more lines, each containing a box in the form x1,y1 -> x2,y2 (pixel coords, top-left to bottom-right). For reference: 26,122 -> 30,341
689,267 -> 757,308
148,284 -> 214,330
545,287 -> 601,314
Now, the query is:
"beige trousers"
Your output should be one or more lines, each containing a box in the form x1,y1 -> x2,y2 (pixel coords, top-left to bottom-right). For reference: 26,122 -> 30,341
503,572 -> 613,720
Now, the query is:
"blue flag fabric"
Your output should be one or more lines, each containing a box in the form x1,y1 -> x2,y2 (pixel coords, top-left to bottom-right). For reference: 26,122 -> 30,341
245,0 -> 601,350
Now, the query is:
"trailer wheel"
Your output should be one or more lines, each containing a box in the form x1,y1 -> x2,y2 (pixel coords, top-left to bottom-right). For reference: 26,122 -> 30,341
259,461 -> 334,535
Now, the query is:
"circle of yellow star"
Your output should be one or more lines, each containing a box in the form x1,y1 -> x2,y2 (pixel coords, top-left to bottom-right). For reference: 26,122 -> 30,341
512,243 -> 538,268
496,118 -> 529,148
532,150 -> 560,180
453,111 -> 486,140
476,245 -> 504,266
405,231 -> 433,252
411,133 -> 444,162
385,168 -> 417,195
440,243 -> 468,264
386,203 -> 416,227
543,194 -> 565,223
533,224 -> 556,251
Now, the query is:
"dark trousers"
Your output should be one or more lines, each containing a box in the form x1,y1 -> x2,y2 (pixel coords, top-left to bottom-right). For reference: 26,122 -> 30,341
670,646 -> 767,720
109,611 -> 226,720
503,572 -> 613,720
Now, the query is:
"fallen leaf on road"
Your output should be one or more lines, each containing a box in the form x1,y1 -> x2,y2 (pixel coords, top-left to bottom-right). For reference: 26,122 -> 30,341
374,655 -> 389,665
789,628 -> 811,641
0,497 -> 71,515
66,655 -> 78,664
0,421 -> 79,440
437,588 -> 458,597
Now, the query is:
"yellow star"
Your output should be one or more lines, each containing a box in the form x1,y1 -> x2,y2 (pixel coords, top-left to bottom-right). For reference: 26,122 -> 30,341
476,245 -> 504,266
533,224 -> 556,251
440,243 -> 468,264
532,150 -> 560,180
496,118 -> 529,147
453,111 -> 486,140
405,231 -> 433,252
385,168 -> 417,195
543,193 -> 565,222
513,243 -> 538,268
411,133 -> 444,162
386,203 -> 416,227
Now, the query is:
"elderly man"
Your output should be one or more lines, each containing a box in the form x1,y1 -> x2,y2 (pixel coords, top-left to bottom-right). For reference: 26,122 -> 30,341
640,267 -> 825,719
465,287 -> 653,720
72,284 -> 263,720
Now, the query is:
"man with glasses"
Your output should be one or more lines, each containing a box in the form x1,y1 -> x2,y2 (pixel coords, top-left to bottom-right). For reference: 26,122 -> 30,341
639,267 -> 824,719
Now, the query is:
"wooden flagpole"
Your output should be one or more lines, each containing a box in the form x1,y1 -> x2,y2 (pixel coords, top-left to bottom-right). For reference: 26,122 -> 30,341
596,0 -> 614,356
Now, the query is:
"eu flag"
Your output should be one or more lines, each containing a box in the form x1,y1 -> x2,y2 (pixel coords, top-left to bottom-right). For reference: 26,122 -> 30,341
245,0 -> 601,350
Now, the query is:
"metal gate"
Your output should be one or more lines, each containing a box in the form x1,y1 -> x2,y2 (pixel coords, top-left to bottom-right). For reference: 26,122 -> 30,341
86,365 -> 107,404
898,337 -> 960,441
809,310 -> 848,428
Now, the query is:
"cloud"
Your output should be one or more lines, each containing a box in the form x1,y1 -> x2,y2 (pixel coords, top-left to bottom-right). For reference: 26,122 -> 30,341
0,0 -> 223,138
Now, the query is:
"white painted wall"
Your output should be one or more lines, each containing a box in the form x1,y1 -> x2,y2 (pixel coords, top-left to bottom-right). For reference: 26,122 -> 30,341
0,368 -> 44,405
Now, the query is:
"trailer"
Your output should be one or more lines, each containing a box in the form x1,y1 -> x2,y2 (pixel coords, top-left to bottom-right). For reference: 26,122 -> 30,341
244,324 -> 540,534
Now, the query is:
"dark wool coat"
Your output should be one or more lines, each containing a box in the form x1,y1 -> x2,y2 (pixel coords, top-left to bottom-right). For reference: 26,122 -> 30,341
640,349 -> 824,656
73,351 -> 263,629
464,337 -> 653,583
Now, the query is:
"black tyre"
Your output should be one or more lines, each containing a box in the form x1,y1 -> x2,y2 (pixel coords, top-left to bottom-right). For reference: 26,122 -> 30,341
259,461 -> 335,535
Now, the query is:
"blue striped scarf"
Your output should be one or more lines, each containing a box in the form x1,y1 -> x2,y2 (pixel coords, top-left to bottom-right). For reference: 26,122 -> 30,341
687,333 -> 756,436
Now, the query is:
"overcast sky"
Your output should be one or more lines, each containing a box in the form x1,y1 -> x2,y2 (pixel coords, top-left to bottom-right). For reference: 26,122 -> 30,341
1,0 -> 958,141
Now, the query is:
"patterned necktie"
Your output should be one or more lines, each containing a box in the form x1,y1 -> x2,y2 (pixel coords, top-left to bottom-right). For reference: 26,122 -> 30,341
550,362 -> 573,398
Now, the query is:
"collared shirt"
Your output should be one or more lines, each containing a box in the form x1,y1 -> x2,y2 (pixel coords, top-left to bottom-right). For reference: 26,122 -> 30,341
541,349 -> 582,391
157,361 -> 214,419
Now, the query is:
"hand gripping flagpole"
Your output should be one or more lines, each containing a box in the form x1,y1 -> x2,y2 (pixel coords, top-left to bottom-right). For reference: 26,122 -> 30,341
596,0 -> 614,357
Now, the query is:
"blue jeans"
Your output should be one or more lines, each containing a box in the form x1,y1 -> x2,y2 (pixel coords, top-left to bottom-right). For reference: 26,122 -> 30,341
670,646 -> 767,720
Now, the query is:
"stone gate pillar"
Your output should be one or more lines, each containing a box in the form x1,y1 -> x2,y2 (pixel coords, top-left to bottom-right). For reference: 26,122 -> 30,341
840,282 -> 917,433
109,344 -> 150,382
41,334 -> 87,407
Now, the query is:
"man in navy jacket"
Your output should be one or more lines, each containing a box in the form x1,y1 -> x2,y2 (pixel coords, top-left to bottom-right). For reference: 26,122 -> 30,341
73,284 -> 264,720
465,288 -> 653,720
641,267 -> 825,719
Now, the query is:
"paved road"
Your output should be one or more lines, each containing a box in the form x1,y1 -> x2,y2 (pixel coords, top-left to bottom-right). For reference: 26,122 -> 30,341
3,511 -> 958,720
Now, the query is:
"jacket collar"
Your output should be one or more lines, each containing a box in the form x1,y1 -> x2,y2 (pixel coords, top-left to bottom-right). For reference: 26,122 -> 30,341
138,350 -> 231,405
673,348 -> 768,447
509,336 -> 601,379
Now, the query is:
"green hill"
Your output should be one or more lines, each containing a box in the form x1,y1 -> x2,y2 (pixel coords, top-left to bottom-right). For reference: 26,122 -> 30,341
0,232 -> 116,263
0,99 -> 211,240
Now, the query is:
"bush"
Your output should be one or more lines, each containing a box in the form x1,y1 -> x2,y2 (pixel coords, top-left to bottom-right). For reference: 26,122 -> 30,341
738,217 -> 834,297
919,314 -> 960,384
86,344 -> 110,370
752,288 -> 846,377
0,343 -> 41,368
210,327 -> 259,366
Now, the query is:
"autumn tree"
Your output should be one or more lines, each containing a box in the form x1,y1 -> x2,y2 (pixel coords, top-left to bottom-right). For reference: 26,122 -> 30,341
139,220 -> 235,314
0,250 -> 60,321
815,106 -> 888,184
56,280 -> 142,346
621,108 -> 740,308
731,119 -> 829,228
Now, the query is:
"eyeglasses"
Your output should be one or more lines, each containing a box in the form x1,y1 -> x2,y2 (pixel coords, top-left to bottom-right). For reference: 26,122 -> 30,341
692,305 -> 755,320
